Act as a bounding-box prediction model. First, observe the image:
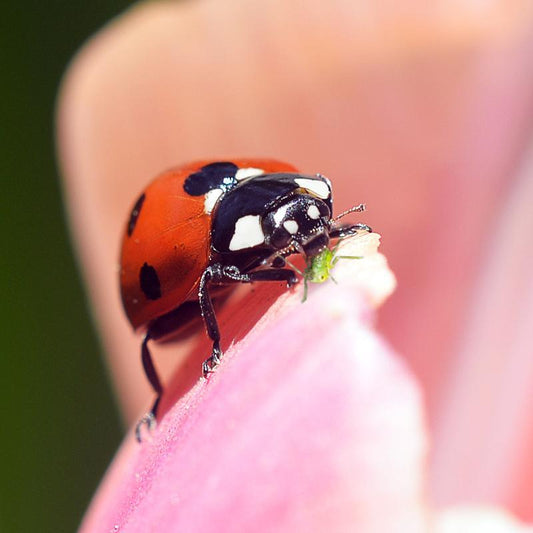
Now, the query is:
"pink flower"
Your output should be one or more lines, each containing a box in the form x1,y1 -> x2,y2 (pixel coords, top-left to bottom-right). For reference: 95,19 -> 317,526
57,1 -> 533,531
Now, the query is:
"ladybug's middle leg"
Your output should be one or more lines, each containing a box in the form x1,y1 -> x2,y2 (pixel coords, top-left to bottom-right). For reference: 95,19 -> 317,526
198,264 -> 297,375
198,266 -> 223,377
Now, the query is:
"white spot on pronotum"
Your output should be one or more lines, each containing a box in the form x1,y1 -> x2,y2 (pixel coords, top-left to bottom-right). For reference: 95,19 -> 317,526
229,215 -> 265,251
273,204 -> 288,225
316,173 -> 332,189
295,178 -> 330,199
307,204 -> 320,220
283,220 -> 299,234
204,188 -> 223,214
235,167 -> 265,181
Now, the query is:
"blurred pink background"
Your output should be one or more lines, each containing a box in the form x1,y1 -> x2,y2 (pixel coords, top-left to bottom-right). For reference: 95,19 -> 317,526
58,0 -> 533,523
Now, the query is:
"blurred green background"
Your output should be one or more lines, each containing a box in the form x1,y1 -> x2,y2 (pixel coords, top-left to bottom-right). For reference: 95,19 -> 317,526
1,2 -> 136,532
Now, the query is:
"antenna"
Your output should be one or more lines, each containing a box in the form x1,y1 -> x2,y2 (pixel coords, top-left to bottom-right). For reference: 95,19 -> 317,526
333,203 -> 365,222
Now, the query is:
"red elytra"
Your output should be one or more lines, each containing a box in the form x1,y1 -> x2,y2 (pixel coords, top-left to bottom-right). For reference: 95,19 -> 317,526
120,159 -> 297,330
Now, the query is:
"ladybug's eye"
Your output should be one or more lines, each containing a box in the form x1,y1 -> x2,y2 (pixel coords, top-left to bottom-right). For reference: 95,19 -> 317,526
269,223 -> 294,249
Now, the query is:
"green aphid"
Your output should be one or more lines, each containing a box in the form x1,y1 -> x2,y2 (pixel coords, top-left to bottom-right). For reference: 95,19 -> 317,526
288,240 -> 362,302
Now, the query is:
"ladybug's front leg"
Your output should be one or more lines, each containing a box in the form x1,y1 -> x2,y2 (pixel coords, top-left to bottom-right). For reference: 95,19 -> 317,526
330,222 -> 372,239
198,264 -> 297,375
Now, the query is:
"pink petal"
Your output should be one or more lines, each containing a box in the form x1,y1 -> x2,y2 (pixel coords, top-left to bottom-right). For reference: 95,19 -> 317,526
81,237 -> 428,532
435,506 -> 533,533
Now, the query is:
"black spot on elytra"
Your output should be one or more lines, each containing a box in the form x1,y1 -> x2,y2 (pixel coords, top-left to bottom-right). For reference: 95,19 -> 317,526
184,162 -> 239,196
140,262 -> 161,300
127,193 -> 145,236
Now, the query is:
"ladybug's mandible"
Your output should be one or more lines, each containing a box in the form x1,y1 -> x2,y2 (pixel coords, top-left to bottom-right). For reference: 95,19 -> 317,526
120,159 -> 370,438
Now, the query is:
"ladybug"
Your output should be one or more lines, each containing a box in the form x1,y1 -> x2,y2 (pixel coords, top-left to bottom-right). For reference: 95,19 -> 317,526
120,159 -> 370,438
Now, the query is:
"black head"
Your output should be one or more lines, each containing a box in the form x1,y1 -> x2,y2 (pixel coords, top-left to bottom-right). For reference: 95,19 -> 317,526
262,194 -> 332,258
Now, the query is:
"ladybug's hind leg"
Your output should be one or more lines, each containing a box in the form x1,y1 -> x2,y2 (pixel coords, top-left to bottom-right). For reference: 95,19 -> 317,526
135,332 -> 163,442
199,264 -> 297,376
134,301 -> 205,442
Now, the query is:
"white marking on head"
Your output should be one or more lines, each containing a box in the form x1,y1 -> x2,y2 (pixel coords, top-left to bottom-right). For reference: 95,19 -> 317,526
204,188 -> 223,214
283,220 -> 299,234
229,215 -> 265,251
273,204 -> 288,225
235,167 -> 265,181
295,178 -> 330,199
307,204 -> 320,220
